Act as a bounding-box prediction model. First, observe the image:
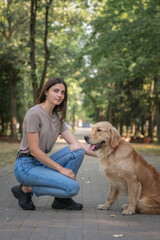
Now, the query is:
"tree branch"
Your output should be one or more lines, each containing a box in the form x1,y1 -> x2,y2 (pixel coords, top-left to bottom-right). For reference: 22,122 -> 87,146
39,0 -> 52,93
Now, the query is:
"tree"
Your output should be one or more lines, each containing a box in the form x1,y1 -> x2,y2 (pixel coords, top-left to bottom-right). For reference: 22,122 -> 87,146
0,0 -> 91,137
80,0 -> 160,142
30,0 -> 53,101
0,0 -> 30,138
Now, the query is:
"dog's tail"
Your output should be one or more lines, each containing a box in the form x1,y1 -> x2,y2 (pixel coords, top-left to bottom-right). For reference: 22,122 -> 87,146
137,194 -> 160,214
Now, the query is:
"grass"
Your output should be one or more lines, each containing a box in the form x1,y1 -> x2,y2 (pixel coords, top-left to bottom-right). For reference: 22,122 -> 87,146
0,141 -> 19,169
0,140 -> 67,169
0,139 -> 160,169
132,143 -> 160,156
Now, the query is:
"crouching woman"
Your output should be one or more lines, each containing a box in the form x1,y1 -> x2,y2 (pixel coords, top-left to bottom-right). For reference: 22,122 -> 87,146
11,77 -> 96,210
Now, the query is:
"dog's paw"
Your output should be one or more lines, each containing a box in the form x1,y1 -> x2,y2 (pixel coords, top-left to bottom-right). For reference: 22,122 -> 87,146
97,204 -> 109,210
121,204 -> 128,210
122,208 -> 135,215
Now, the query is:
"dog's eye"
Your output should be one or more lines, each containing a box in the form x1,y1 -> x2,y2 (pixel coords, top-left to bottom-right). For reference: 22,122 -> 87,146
97,129 -> 101,132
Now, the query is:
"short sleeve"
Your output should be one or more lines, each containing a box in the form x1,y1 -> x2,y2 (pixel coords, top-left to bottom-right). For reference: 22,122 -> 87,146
23,110 -> 41,133
59,121 -> 69,134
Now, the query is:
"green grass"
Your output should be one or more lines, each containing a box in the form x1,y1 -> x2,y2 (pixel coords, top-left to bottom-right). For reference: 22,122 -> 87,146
0,140 -> 67,169
0,141 -> 19,169
0,140 -> 160,169
132,143 -> 160,156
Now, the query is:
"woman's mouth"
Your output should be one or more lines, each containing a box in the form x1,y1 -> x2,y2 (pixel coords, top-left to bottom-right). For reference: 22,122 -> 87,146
56,99 -> 62,102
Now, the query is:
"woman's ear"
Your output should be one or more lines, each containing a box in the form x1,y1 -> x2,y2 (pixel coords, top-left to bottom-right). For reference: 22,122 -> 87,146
45,90 -> 48,99
110,128 -> 121,148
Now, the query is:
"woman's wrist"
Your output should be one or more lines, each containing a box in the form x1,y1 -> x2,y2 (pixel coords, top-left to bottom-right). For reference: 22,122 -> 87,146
57,165 -> 64,173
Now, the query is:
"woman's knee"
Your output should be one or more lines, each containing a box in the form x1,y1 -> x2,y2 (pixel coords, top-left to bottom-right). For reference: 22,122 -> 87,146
67,181 -> 80,197
70,146 -> 85,163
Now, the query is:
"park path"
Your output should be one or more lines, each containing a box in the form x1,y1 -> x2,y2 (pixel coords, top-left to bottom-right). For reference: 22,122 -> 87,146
0,128 -> 160,240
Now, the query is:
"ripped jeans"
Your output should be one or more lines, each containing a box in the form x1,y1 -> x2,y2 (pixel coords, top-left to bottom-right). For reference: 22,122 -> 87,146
14,146 -> 84,198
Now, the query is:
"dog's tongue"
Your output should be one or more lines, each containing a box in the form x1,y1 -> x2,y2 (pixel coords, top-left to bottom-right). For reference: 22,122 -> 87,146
89,144 -> 98,151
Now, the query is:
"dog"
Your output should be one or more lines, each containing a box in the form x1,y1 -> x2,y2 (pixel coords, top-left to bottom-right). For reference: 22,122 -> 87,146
84,121 -> 160,215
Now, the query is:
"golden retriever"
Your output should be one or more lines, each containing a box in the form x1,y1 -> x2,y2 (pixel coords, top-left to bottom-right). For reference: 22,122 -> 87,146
84,121 -> 160,215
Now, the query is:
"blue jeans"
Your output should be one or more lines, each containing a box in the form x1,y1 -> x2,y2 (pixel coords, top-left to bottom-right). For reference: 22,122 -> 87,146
14,146 -> 84,198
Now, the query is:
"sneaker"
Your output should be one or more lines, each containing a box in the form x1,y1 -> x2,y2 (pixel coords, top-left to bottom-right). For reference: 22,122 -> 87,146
51,197 -> 83,210
11,184 -> 36,210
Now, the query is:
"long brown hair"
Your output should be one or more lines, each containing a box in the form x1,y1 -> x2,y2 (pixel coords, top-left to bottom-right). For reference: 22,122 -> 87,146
35,77 -> 67,121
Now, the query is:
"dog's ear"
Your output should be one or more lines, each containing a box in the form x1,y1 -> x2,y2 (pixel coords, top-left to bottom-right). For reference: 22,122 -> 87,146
110,128 -> 121,148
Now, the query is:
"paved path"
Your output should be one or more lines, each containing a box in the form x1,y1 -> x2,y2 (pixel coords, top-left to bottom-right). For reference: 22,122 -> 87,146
0,129 -> 160,240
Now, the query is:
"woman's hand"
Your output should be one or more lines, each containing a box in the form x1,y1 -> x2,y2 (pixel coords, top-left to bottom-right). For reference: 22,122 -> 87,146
59,167 -> 76,180
61,130 -> 97,157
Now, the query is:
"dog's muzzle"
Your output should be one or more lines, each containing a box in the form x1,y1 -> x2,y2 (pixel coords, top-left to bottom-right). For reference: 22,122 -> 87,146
84,135 -> 105,151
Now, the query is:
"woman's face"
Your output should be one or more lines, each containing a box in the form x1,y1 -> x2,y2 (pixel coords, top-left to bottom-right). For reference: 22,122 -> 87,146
46,83 -> 66,106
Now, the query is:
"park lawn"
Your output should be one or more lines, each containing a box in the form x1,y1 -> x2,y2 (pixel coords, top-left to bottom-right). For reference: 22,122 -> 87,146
132,143 -> 160,156
0,140 -> 160,169
0,141 -> 19,169
0,140 -> 67,169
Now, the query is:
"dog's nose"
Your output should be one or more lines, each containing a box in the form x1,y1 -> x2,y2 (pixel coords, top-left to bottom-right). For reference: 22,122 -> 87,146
84,135 -> 89,141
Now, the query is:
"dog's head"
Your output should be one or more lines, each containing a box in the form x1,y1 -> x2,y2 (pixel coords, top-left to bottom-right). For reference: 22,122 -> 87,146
84,121 -> 121,151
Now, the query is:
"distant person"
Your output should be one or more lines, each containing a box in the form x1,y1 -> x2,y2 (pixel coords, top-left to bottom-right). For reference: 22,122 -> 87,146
11,77 -> 96,210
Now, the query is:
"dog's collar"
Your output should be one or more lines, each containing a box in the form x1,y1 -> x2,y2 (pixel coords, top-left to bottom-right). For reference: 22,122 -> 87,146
114,141 -> 121,151
108,141 -> 121,158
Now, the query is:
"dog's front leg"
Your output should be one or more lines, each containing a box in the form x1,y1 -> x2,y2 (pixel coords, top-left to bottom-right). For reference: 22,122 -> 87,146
98,185 -> 119,210
122,178 -> 142,215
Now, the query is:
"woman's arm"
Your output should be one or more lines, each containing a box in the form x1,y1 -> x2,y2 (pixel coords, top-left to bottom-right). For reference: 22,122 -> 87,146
27,132 -> 76,180
61,130 -> 97,157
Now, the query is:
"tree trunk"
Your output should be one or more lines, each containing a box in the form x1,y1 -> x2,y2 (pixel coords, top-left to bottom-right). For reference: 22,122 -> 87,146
39,0 -> 52,94
132,124 -> 136,135
154,76 -> 160,144
148,81 -> 154,140
30,0 -> 38,101
107,99 -> 112,123
8,64 -> 18,139
141,123 -> 144,135
30,0 -> 52,100
5,0 -> 18,138
120,103 -> 124,136
1,117 -> 5,134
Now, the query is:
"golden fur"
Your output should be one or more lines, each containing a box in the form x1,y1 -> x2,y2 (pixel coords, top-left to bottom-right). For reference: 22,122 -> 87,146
85,121 -> 160,215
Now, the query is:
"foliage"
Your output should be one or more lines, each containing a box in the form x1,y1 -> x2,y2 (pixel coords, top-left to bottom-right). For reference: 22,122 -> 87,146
78,0 -> 160,141
0,0 -> 90,136
0,0 -> 160,143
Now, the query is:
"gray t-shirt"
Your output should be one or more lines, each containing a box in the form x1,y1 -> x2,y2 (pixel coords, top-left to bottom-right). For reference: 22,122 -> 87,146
19,104 -> 68,154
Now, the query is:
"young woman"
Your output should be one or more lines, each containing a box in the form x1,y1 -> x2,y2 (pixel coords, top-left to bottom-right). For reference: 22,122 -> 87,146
11,77 -> 96,211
